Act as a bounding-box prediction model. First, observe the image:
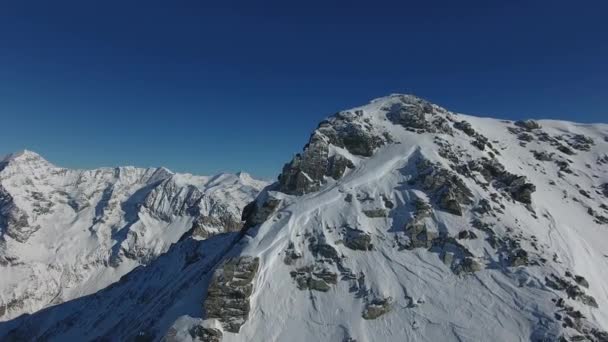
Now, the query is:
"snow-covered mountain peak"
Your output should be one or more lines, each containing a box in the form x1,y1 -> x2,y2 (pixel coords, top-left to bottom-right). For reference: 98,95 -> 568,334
0,149 -> 56,173
1,96 -> 607,342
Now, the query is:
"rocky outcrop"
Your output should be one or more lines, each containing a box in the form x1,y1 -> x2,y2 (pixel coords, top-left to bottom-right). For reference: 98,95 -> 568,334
362,297 -> 392,319
415,160 -> 473,215
241,192 -> 282,229
0,185 -> 38,243
342,227 -> 373,251
386,96 -> 453,134
514,120 -> 541,131
189,325 -> 223,342
278,110 -> 383,195
404,199 -> 437,249
204,256 -> 260,333
474,158 -> 536,205
290,265 -> 338,292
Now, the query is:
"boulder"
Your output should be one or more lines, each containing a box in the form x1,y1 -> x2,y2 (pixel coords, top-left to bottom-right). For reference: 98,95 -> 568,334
514,120 -> 541,131
189,325 -> 223,342
362,208 -> 388,218
343,227 -> 373,251
362,297 -> 392,320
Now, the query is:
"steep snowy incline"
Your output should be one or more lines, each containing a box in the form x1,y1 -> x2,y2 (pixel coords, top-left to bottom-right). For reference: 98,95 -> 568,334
0,151 -> 267,321
211,95 -> 608,342
2,95 -> 607,342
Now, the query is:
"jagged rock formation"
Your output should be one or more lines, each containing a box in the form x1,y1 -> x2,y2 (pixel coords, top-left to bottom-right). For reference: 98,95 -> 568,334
1,95 -> 608,342
0,151 -> 266,321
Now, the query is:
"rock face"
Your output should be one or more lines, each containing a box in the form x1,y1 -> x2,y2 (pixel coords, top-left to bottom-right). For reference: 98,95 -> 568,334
278,112 -> 378,195
415,160 -> 473,216
362,297 -> 392,319
514,120 -> 542,131
189,325 -> 223,342
204,256 -> 260,333
0,185 -> 37,243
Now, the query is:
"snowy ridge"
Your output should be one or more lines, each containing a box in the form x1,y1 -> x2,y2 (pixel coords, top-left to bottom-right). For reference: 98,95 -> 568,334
1,95 -> 607,342
0,152 -> 267,321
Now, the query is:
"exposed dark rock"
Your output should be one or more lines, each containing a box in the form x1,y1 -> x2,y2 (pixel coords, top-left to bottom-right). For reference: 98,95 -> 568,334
381,195 -> 394,209
557,144 -> 576,156
343,227 -> 373,251
362,208 -> 387,218
283,242 -> 302,265
532,150 -> 554,161
0,185 -> 38,243
385,96 -> 452,134
601,184 -> 608,198
189,325 -> 223,342
415,160 -> 473,215
290,265 -> 337,292
517,133 -> 534,142
474,199 -> 493,215
241,193 -> 281,229
455,257 -> 483,274
476,158 -> 536,204
454,120 -> 476,136
404,199 -> 436,249
362,297 -> 392,319
308,235 -> 340,263
204,256 -> 260,333
508,249 -> 529,267
278,133 -> 330,195
457,230 -> 478,240
568,134 -> 594,151
514,120 -> 541,131
327,154 -> 355,180
545,274 -> 599,308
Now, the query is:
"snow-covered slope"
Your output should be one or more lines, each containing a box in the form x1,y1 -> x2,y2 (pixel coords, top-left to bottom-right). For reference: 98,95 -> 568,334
0,151 -> 267,321
2,95 -> 607,342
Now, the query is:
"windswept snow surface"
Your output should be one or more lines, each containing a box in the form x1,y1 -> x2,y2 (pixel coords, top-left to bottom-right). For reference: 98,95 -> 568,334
1,95 -> 607,341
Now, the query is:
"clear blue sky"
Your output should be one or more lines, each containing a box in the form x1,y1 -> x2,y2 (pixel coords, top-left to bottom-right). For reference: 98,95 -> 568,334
1,1 -> 606,178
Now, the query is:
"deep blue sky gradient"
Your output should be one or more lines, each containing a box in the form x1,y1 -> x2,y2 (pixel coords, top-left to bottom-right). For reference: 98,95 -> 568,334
1,1 -> 606,178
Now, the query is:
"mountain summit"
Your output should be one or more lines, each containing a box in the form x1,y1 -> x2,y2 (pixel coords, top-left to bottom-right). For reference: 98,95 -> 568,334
2,95 -> 607,342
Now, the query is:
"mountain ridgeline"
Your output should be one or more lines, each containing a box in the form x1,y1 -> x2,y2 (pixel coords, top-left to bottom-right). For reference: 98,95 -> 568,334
2,95 -> 608,342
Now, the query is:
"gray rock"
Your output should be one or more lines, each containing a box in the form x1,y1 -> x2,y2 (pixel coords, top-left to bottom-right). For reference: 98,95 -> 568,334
455,257 -> 483,274
457,230 -> 478,240
327,154 -> 355,180
343,227 -> 373,251
362,208 -> 387,218
189,325 -> 223,342
241,193 -> 281,229
517,132 -> 534,142
574,275 -> 589,289
308,236 -> 340,263
508,249 -> 529,267
531,150 -> 553,161
204,256 -> 260,333
362,297 -> 392,320
601,184 -> 608,198
385,95 -> 453,134
477,158 -> 536,204
0,185 -> 38,243
290,265 -> 337,292
454,120 -> 476,136
514,120 -> 541,131
415,160 -> 473,215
